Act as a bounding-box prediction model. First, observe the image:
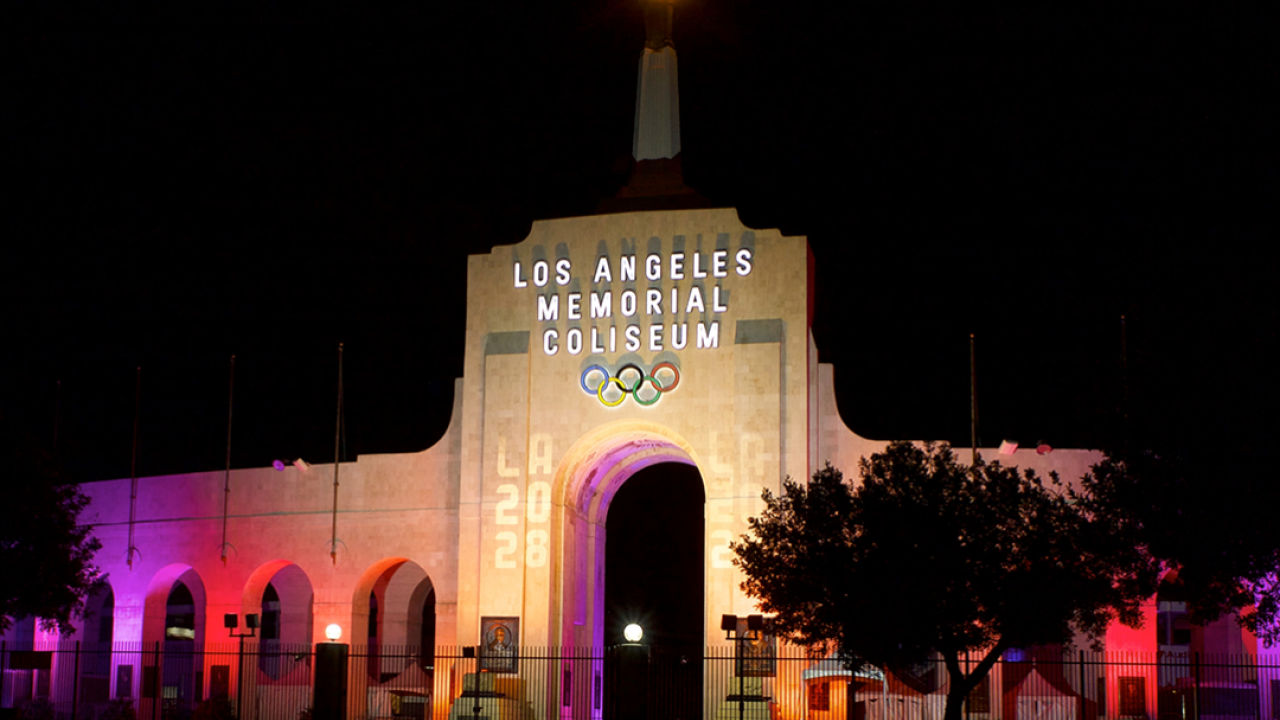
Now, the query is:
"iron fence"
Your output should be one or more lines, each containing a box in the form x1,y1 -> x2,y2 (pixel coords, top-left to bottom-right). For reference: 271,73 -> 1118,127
3,643 -> 1277,720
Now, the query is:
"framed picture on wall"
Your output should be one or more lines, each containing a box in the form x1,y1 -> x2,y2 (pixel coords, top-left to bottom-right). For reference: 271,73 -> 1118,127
480,616 -> 520,673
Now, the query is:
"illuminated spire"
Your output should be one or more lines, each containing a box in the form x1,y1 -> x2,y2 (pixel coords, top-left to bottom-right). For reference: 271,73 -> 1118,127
600,0 -> 707,212
633,0 -> 680,161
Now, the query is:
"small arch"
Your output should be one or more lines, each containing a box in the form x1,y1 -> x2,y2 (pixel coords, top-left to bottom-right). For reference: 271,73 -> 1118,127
241,560 -> 315,680
351,558 -> 437,682
142,563 -> 207,646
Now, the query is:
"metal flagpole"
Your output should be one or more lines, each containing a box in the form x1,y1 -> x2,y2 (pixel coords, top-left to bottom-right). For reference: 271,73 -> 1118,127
969,334 -> 978,469
331,343 -> 344,565
127,367 -> 141,569
220,355 -> 235,565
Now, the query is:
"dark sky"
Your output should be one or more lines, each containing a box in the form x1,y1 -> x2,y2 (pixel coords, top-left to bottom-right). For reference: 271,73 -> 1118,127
3,0 -> 1274,484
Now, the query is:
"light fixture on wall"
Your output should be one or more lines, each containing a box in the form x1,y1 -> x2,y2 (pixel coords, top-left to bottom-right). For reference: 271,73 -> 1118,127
272,459 -> 311,472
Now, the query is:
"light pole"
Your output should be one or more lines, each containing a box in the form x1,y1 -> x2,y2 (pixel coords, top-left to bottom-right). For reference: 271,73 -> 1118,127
721,614 -> 764,720
315,625 -> 349,720
224,613 -> 259,719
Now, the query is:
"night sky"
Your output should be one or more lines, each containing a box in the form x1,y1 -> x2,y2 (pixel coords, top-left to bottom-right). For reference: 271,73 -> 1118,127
4,0 -> 1274,485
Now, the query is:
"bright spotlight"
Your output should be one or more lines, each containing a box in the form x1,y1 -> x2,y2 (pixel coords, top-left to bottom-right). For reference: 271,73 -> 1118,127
624,623 -> 643,643
325,624 -> 342,642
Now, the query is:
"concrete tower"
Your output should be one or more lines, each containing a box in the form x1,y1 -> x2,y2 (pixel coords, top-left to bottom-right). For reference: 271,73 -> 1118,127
602,0 -> 708,211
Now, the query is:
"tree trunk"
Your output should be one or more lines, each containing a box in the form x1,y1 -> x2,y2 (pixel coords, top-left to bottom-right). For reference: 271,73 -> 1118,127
943,686 -> 969,720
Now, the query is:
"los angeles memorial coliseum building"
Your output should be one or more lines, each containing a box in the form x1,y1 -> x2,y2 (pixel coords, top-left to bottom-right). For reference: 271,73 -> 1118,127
5,4 -> 1271,720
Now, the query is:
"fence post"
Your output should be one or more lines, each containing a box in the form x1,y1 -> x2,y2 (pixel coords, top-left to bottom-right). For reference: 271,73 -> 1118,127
153,641 -> 161,720
1079,651 -> 1086,720
71,641 -> 81,720
1193,652 -> 1201,720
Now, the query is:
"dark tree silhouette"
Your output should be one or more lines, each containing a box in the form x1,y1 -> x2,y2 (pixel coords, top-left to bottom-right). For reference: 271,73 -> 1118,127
733,442 -> 1159,720
0,413 -> 104,634
1080,447 -> 1280,646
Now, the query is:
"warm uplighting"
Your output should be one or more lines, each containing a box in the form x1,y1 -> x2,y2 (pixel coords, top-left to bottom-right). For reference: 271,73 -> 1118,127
624,623 -> 643,643
325,624 -> 342,642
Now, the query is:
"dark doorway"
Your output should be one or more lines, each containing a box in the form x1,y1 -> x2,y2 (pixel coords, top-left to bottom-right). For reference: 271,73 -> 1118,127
604,461 -> 706,646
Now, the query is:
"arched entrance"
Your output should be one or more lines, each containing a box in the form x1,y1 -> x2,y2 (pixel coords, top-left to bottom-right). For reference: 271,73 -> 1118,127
141,565 -> 207,720
352,559 -> 437,675
603,461 -> 706,720
77,581 -> 115,711
603,462 -> 705,647
552,421 -> 707,650
241,560 -> 314,681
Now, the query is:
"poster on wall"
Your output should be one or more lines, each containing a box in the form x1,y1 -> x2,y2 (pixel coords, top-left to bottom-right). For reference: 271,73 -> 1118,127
742,630 -> 777,677
480,616 -> 520,673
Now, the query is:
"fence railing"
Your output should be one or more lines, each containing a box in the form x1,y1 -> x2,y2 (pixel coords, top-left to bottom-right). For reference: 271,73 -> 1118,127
3,643 -> 1277,720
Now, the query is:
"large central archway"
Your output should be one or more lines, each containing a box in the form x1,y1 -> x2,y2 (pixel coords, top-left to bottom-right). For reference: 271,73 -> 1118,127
603,462 -> 705,647
552,421 -> 707,650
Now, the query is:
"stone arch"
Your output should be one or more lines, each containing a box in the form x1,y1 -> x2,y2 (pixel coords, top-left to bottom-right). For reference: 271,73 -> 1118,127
351,558 -> 437,676
77,580 -> 116,697
141,563 -> 207,645
555,419 -> 703,521
80,580 -> 116,645
241,560 -> 315,646
550,420 -> 706,647
242,561 -> 314,681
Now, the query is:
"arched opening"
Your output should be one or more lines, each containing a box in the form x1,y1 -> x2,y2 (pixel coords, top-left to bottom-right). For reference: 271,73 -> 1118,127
603,462 -> 705,646
552,422 -> 707,720
162,581 -> 200,716
352,560 -> 437,685
241,561 -> 314,682
140,565 -> 207,720
602,461 -> 705,720
78,582 -> 115,710
553,420 -> 706,650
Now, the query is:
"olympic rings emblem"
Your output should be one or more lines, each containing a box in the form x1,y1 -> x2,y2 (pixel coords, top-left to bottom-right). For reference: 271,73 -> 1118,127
580,362 -> 680,407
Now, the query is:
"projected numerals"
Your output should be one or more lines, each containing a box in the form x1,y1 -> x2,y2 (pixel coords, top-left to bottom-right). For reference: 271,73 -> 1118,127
493,480 -> 553,569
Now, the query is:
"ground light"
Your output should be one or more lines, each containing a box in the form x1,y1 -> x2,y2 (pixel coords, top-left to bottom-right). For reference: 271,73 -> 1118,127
316,625 -> 348,720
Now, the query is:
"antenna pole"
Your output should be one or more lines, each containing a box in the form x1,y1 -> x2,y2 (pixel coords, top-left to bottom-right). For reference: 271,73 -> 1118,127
220,355 -> 235,565
969,334 -> 978,468
127,367 -> 141,569
331,343 -> 344,565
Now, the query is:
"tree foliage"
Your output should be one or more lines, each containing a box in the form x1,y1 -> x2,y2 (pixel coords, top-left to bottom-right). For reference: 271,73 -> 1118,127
1080,447 -> 1280,645
733,442 -> 1159,720
0,413 -> 104,634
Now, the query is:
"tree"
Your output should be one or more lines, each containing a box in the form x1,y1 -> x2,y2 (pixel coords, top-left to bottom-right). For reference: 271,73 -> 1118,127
1080,447 -> 1280,645
0,413 -> 104,634
732,442 -> 1159,720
